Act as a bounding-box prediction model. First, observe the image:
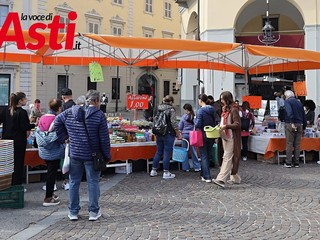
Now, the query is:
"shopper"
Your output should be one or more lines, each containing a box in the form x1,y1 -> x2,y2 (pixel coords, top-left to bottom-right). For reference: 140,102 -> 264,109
303,99 -> 316,126
150,95 -> 181,179
212,91 -> 241,188
36,98 -> 64,206
239,101 -> 255,161
178,103 -> 201,172
0,92 -> 35,186
29,99 -> 43,123
100,93 -> 108,113
55,90 -> 111,221
144,95 -> 154,122
194,94 -> 216,183
283,90 -> 306,168
60,87 -> 76,191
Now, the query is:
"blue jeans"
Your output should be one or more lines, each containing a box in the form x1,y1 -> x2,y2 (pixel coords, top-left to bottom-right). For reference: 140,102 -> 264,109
152,134 -> 175,171
181,133 -> 201,171
199,138 -> 214,180
69,158 -> 101,215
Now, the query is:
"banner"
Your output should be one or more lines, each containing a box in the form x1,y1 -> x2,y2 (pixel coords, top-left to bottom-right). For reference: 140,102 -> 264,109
242,96 -> 262,109
127,94 -> 149,110
293,81 -> 307,96
89,62 -> 104,82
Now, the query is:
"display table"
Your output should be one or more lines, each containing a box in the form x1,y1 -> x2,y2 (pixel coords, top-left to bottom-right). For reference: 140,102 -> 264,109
248,135 -> 320,162
24,141 -> 160,183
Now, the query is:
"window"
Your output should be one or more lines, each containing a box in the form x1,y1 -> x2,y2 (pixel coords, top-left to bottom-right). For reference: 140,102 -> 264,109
88,22 -> 99,34
112,77 -> 120,100
145,0 -> 153,13
162,31 -> 173,38
85,10 -> 102,34
57,75 -> 69,99
163,81 -> 170,97
87,77 -> 97,91
0,74 -> 10,106
59,16 -> 70,33
110,15 -> 125,36
113,0 -> 123,4
0,5 -> 8,27
143,27 -> 154,38
164,2 -> 171,18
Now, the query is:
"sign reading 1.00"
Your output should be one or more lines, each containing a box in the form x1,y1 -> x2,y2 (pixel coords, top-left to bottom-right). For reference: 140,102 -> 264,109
127,94 -> 149,110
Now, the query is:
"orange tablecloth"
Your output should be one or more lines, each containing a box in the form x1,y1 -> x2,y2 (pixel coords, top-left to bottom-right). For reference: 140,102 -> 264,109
25,143 -> 157,167
265,137 -> 320,159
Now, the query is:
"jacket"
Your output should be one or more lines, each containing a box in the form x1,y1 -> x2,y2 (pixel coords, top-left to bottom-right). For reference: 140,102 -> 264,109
195,105 -> 216,132
54,105 -> 111,161
284,97 -> 307,129
178,113 -> 194,134
35,130 -> 65,160
154,103 -> 179,136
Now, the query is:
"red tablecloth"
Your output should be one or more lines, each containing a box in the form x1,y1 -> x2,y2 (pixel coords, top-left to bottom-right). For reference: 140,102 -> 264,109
25,143 -> 157,167
264,137 -> 320,159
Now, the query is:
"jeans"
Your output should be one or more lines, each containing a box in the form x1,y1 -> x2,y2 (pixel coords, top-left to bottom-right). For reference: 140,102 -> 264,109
69,158 -> 101,215
199,137 -> 214,180
45,159 -> 60,198
152,134 -> 175,171
285,123 -> 303,164
181,133 -> 201,171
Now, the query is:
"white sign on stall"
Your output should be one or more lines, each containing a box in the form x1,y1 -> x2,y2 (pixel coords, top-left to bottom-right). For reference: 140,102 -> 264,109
269,100 -> 278,117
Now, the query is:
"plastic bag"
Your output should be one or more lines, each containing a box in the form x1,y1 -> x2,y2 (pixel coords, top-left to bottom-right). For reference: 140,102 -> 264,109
62,143 -> 70,174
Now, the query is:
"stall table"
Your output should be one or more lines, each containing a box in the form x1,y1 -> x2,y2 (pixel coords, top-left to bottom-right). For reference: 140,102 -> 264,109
24,141 -> 177,183
248,135 -> 320,163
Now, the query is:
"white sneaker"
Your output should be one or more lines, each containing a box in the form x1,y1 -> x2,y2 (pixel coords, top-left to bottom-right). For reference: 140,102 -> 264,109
62,182 -> 70,191
317,160 -> 320,165
89,210 -> 102,221
163,172 -> 175,179
150,169 -> 157,177
68,212 -> 78,221
242,156 -> 247,161
42,184 -> 57,191
201,177 -> 212,183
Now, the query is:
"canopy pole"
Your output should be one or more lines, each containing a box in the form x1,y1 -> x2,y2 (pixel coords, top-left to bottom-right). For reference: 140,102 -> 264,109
243,44 -> 249,95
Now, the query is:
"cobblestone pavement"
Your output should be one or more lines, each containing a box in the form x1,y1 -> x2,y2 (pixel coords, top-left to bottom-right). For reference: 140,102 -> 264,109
16,161 -> 320,239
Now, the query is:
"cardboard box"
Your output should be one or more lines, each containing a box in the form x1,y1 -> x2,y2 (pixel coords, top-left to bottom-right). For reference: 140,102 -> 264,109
115,163 -> 132,174
28,174 -> 41,183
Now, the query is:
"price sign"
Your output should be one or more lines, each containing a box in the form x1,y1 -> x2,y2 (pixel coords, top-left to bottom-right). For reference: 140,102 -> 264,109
127,94 -> 149,110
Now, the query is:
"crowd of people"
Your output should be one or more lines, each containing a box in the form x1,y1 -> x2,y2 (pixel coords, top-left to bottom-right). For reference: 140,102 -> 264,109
0,87 -> 318,220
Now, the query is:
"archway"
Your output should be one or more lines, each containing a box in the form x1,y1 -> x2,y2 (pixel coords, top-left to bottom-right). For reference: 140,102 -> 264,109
137,73 -> 157,105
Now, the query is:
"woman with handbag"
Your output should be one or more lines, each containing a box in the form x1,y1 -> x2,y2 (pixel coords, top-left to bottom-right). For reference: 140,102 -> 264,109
36,98 -> 63,206
239,101 -> 255,161
212,91 -> 241,188
194,94 -> 216,183
178,103 -> 201,172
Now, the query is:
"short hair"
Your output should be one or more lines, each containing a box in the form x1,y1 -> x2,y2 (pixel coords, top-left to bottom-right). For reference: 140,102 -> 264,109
76,95 -> 86,105
284,90 -> 294,99
207,95 -> 214,101
61,88 -> 72,96
86,89 -> 100,103
163,95 -> 174,104
34,99 -> 40,104
48,98 -> 62,112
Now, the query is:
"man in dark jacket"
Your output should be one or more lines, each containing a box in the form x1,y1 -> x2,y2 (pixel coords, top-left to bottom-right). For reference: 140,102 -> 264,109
55,90 -> 111,221
283,90 -> 306,168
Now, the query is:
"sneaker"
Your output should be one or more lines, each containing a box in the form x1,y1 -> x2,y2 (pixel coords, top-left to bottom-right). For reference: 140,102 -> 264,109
283,163 -> 292,168
89,210 -> 102,221
194,169 -> 201,172
150,169 -> 157,177
317,160 -> 320,165
68,212 -> 78,221
42,184 -> 57,191
201,177 -> 212,183
24,188 -> 27,193
212,179 -> 225,188
163,172 -> 175,179
242,156 -> 247,161
183,170 -> 190,172
62,182 -> 70,190
43,197 -> 60,207
227,180 -> 240,185
293,164 -> 300,168
52,194 -> 59,200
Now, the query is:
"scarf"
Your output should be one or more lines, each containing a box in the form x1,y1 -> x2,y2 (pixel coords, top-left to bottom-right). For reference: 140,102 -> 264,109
221,106 -> 230,139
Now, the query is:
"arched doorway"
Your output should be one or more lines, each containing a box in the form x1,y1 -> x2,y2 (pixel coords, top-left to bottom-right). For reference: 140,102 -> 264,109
138,73 -> 157,105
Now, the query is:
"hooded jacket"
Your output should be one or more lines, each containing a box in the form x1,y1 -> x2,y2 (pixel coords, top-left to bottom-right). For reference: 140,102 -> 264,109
195,105 -> 216,132
55,105 -> 111,161
35,130 -> 65,160
154,103 -> 179,136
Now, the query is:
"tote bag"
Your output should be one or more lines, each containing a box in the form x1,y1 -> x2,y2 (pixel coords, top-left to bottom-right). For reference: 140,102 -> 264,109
189,129 -> 204,147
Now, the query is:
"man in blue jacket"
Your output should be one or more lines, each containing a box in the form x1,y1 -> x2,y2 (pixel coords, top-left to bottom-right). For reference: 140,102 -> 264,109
283,90 -> 306,168
55,90 -> 111,221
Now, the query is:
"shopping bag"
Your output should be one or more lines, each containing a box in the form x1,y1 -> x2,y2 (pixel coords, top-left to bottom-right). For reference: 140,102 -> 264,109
189,129 -> 204,147
62,143 -> 70,174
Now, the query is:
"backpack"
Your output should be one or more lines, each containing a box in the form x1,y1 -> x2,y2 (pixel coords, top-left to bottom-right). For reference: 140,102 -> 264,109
240,111 -> 250,131
152,109 -> 171,135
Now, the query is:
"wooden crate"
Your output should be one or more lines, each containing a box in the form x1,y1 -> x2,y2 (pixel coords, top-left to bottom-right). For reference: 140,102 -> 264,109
0,174 -> 12,191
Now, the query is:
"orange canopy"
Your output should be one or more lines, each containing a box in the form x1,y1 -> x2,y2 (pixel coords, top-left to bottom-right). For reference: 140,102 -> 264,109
1,30 -> 320,75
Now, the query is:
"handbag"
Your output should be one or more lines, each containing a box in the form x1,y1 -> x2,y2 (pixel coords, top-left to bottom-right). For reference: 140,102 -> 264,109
82,109 -> 107,172
189,128 -> 204,147
62,143 -> 70,174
